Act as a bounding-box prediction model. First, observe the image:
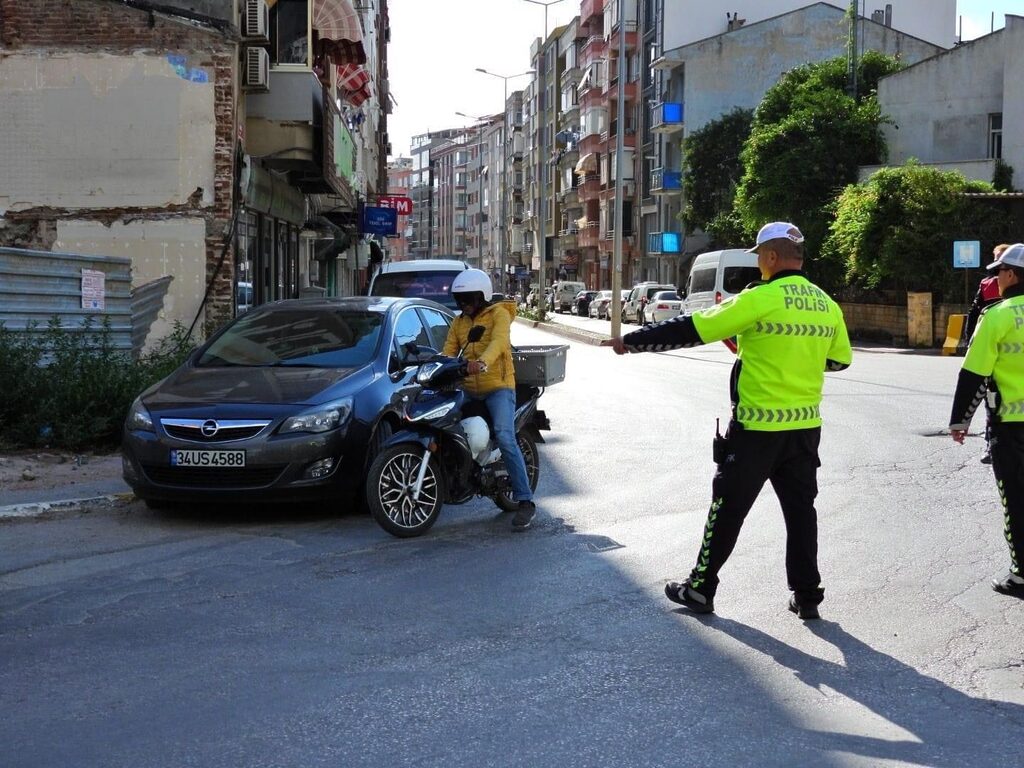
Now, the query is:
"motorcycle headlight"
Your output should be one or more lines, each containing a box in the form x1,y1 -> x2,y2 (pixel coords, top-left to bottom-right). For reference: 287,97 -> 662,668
280,398 -> 353,434
127,397 -> 154,432
408,402 -> 456,422
416,362 -> 444,385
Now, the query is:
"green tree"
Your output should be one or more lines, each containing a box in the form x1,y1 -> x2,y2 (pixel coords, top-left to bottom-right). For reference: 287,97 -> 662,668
734,51 -> 904,289
824,162 -> 1006,298
681,107 -> 754,247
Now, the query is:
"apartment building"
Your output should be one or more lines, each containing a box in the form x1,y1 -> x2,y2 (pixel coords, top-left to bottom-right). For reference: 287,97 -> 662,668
385,157 -> 413,262
645,0 -> 954,282
408,129 -> 460,259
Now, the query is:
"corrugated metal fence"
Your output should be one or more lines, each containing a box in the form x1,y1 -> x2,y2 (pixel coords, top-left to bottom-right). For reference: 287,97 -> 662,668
0,247 -> 134,352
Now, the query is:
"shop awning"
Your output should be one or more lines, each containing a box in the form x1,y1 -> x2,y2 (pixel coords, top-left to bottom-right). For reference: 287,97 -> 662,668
574,152 -> 597,175
314,0 -> 367,65
338,63 -> 372,106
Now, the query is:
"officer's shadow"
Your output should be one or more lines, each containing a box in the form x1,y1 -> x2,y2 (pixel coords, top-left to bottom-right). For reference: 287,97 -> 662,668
705,616 -> 1024,766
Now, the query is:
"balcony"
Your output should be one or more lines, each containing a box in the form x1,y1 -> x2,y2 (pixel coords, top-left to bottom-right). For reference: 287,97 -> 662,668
578,221 -> 600,248
651,102 -> 684,134
581,0 -> 603,23
559,228 -> 579,247
647,232 -> 683,255
651,168 -> 683,195
580,173 -> 601,197
560,186 -> 580,206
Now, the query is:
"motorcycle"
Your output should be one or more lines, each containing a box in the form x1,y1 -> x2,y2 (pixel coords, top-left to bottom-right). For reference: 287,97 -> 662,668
366,326 -> 553,538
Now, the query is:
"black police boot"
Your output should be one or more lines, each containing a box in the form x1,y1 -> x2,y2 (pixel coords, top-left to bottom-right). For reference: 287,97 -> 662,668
665,579 -> 714,614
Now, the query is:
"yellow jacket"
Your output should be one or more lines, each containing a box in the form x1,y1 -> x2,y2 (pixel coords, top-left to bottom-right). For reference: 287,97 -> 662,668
443,300 -> 517,396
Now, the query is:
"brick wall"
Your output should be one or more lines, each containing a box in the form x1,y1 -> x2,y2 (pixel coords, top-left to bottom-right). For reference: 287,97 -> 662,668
839,299 -> 971,347
0,0 -> 238,333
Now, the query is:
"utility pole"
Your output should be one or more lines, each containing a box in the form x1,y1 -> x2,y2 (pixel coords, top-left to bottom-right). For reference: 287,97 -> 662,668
610,0 -> 627,338
846,0 -> 859,98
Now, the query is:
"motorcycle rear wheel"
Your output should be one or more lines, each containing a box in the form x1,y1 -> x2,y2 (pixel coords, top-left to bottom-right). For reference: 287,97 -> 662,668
493,432 -> 540,513
367,445 -> 446,537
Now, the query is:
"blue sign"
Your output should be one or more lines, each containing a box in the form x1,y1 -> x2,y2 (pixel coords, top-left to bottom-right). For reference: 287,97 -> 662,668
662,232 -> 682,254
953,240 -> 981,269
362,206 -> 397,236
661,102 -> 684,124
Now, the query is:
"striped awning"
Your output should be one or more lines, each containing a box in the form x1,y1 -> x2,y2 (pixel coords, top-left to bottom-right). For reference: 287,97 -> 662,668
574,152 -> 597,175
338,63 -> 373,106
314,0 -> 367,65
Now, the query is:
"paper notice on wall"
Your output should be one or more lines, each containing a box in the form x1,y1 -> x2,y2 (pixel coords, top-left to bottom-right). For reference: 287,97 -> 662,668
82,269 -> 106,310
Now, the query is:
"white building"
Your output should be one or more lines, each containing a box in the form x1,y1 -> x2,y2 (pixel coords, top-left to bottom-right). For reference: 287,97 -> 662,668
866,15 -> 1024,186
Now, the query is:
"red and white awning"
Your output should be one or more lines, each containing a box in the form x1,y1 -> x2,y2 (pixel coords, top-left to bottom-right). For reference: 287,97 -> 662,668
314,0 -> 366,65
337,63 -> 373,106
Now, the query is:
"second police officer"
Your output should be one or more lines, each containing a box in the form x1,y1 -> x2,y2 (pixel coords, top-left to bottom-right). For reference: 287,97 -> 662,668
604,222 -> 852,618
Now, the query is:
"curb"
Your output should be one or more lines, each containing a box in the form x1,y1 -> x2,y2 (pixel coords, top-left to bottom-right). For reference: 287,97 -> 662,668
0,492 -> 134,521
514,316 -> 607,346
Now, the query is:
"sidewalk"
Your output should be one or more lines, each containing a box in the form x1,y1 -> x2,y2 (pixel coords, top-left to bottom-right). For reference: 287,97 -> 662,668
0,452 -> 131,520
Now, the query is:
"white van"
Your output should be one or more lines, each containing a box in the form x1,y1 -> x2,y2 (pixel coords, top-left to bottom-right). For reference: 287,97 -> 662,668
551,281 -> 586,313
682,249 -> 762,315
367,258 -> 470,311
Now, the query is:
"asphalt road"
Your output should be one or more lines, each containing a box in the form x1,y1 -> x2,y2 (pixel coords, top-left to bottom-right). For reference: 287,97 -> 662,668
2,323 -> 1023,767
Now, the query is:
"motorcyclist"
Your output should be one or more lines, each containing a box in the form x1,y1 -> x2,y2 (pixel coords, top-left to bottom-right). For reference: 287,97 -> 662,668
443,269 -> 537,530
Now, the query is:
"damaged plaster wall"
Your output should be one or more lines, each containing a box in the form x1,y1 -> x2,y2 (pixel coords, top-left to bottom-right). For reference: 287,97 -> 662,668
0,53 -> 216,212
54,219 -> 208,347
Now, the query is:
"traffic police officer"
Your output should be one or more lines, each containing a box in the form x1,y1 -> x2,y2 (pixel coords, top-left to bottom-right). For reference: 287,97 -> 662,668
604,222 -> 852,618
950,242 -> 1024,596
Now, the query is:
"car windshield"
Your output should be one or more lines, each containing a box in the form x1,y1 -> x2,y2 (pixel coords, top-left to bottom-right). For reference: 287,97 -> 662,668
372,271 -> 463,310
196,309 -> 384,368
653,291 -> 679,300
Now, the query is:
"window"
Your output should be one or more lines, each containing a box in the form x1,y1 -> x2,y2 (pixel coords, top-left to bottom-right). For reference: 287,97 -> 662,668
688,268 -> 716,294
392,309 -> 431,353
270,0 -> 309,67
989,113 -> 1003,159
417,308 -> 451,352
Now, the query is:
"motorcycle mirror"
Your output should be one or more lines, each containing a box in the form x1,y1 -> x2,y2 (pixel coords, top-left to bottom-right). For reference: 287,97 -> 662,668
468,325 -> 485,343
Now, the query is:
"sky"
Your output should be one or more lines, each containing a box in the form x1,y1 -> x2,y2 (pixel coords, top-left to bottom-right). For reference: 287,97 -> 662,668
385,0 -> 1022,161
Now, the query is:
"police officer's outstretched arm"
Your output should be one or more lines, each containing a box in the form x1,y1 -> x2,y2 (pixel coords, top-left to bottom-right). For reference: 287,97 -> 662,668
602,293 -> 761,354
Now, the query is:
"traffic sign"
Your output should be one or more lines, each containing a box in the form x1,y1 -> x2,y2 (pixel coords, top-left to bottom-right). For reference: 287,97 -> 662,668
378,195 -> 413,216
953,240 -> 980,269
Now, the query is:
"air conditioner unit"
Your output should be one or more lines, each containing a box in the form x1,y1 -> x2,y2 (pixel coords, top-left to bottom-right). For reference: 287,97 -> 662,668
244,47 -> 270,91
243,0 -> 269,43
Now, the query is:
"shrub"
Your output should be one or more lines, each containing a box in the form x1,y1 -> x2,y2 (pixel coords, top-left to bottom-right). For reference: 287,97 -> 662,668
0,319 -> 195,451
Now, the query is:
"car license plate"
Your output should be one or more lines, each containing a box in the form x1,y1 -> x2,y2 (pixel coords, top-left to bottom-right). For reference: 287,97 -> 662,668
170,449 -> 246,468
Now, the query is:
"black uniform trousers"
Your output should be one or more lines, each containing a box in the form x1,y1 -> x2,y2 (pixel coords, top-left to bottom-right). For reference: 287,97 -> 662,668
688,425 -> 824,603
991,422 -> 1024,575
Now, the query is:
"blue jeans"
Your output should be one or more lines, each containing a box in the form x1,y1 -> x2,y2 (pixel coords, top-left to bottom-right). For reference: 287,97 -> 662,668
475,387 -> 533,502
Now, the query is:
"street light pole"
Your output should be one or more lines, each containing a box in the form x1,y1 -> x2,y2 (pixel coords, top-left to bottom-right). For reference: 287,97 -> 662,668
523,0 -> 564,320
475,67 -> 533,295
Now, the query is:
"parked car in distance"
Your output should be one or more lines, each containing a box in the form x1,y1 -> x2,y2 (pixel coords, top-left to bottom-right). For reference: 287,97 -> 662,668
122,296 -> 455,508
646,290 -> 683,323
682,249 -> 762,315
588,289 -> 615,319
366,258 -> 469,311
573,290 -> 600,316
552,281 -> 586,313
623,282 -> 676,324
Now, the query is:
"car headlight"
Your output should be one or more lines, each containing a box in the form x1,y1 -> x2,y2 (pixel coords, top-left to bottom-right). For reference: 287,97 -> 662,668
280,398 -> 353,434
127,397 -> 154,432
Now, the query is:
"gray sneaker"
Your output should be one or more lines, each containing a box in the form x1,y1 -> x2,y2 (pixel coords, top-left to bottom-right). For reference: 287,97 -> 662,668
511,500 -> 536,531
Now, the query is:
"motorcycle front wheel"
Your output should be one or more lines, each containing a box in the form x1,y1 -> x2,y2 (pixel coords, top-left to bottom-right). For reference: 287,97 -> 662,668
367,445 -> 446,537
493,432 -> 540,513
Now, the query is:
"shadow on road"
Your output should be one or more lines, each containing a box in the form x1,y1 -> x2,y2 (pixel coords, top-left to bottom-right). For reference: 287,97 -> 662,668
702,615 -> 1024,766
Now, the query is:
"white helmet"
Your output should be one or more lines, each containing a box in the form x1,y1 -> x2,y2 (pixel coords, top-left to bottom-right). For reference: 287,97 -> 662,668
451,268 -> 493,302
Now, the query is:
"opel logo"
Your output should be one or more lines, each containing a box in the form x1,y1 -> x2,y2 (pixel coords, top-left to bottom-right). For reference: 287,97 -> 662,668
200,419 -> 219,437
